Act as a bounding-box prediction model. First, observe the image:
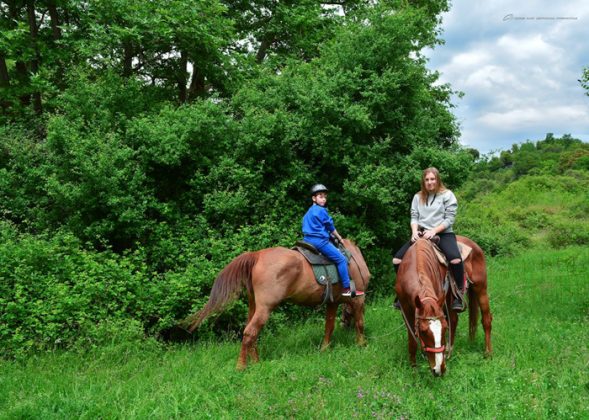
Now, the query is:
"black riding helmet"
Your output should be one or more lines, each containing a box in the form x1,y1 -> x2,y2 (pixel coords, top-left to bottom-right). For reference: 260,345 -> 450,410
310,184 -> 328,196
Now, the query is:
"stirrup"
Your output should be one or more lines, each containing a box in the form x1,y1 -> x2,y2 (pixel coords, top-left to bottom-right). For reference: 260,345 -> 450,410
452,297 -> 465,312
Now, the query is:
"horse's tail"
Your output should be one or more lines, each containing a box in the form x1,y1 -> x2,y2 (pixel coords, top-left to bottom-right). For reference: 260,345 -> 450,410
468,283 -> 479,341
187,252 -> 258,333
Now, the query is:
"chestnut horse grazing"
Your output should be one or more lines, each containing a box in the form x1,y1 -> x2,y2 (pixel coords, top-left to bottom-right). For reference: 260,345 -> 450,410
395,236 -> 492,376
186,239 -> 370,370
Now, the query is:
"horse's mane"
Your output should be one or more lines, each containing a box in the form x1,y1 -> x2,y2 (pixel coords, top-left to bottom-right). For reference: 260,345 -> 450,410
415,239 -> 441,298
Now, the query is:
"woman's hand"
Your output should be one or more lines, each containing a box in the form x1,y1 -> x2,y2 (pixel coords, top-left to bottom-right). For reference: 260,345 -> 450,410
421,229 -> 437,240
411,231 -> 420,242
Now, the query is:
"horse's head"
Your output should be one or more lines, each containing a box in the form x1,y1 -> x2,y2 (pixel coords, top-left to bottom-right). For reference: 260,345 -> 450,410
415,295 -> 447,376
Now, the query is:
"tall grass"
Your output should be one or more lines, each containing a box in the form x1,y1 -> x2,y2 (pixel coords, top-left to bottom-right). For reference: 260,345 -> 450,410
1,246 -> 588,418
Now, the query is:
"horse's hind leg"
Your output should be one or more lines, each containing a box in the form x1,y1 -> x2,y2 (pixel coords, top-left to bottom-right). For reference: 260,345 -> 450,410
477,287 -> 493,357
237,305 -> 271,370
467,259 -> 493,357
351,301 -> 367,346
246,299 -> 260,363
321,303 -> 338,351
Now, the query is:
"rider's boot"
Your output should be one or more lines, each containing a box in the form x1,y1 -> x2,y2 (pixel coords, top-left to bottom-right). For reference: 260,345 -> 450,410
450,264 -> 466,312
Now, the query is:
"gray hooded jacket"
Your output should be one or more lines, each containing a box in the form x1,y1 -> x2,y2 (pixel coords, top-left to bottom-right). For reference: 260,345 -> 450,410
410,189 -> 458,233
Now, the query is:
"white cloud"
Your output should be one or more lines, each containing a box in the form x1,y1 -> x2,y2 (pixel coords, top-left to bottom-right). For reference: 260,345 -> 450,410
425,1 -> 589,153
496,34 -> 564,62
478,105 -> 589,130
448,50 -> 491,69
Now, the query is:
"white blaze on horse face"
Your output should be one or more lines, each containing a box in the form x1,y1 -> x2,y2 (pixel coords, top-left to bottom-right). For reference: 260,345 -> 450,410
429,319 -> 443,374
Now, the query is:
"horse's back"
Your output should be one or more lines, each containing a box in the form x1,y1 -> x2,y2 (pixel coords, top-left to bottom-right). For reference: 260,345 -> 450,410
456,236 -> 485,262
251,247 -> 321,303
253,247 -> 307,278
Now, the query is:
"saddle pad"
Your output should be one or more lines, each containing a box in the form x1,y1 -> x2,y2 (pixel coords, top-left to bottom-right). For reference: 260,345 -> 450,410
312,264 -> 341,286
432,242 -> 472,266
292,243 -> 352,286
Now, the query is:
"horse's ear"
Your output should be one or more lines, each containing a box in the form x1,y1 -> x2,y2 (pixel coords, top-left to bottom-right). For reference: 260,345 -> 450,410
414,295 -> 423,309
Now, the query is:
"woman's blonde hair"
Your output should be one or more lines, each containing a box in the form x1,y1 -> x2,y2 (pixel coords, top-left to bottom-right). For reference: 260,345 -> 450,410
418,167 -> 447,204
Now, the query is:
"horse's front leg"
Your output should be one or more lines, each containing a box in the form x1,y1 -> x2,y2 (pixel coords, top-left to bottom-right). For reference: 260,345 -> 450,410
341,303 -> 353,329
321,302 -> 338,351
408,328 -> 418,367
447,309 -> 459,357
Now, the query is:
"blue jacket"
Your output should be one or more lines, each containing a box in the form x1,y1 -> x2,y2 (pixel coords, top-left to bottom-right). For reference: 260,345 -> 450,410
302,204 -> 335,240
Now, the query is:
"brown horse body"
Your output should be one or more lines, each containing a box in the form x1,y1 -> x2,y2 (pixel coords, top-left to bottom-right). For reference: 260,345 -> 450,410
395,236 -> 492,376
187,239 -> 370,370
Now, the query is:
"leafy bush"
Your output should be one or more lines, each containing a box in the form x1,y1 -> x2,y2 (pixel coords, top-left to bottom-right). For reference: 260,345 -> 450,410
456,172 -> 589,256
547,221 -> 589,248
456,211 -> 529,257
0,223 -> 147,357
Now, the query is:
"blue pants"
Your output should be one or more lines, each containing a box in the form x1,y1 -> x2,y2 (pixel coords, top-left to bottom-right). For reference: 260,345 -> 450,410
303,236 -> 350,288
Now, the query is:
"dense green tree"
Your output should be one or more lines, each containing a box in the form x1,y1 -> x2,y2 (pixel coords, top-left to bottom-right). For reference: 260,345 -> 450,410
0,0 -> 237,122
0,0 -> 479,354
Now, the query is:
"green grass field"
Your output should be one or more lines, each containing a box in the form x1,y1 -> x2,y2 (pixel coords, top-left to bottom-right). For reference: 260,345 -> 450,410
1,246 -> 588,419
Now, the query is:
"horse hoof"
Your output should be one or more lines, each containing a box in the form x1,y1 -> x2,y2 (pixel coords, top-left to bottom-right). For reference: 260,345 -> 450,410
484,350 -> 493,359
236,362 -> 247,371
320,342 -> 330,352
356,336 -> 367,347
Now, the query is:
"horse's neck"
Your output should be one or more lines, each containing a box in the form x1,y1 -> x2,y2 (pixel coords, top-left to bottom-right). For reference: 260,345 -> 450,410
415,242 -> 444,299
417,282 -> 439,302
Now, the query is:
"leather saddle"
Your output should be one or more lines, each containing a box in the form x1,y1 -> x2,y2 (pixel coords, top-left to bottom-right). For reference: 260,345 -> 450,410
292,241 -> 341,286
430,239 -> 473,298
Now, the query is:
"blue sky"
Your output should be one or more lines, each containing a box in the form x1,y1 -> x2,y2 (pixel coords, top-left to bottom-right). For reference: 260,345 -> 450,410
424,1 -> 589,154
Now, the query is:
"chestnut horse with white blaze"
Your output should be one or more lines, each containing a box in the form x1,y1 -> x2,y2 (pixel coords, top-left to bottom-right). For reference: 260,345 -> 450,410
395,236 -> 492,376
186,239 -> 370,370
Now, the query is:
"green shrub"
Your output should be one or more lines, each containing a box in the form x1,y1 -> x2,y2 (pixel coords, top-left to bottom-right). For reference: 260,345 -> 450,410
547,221 -> 589,248
456,219 -> 529,257
0,223 -> 150,358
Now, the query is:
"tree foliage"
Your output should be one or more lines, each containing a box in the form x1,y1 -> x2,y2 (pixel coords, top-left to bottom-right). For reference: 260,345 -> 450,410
0,0 -> 478,355
581,66 -> 589,96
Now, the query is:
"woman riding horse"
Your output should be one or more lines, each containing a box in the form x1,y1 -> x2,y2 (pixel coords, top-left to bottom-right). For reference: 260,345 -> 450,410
393,167 -> 466,311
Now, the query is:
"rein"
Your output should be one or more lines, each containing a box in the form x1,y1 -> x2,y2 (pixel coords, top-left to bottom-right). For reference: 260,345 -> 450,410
350,253 -> 367,287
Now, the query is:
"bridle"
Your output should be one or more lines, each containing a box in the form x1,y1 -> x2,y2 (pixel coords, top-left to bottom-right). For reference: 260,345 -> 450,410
415,316 -> 446,354
400,296 -> 446,355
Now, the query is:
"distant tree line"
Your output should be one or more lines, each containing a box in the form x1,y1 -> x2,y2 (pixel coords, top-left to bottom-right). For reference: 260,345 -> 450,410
460,134 -> 589,201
